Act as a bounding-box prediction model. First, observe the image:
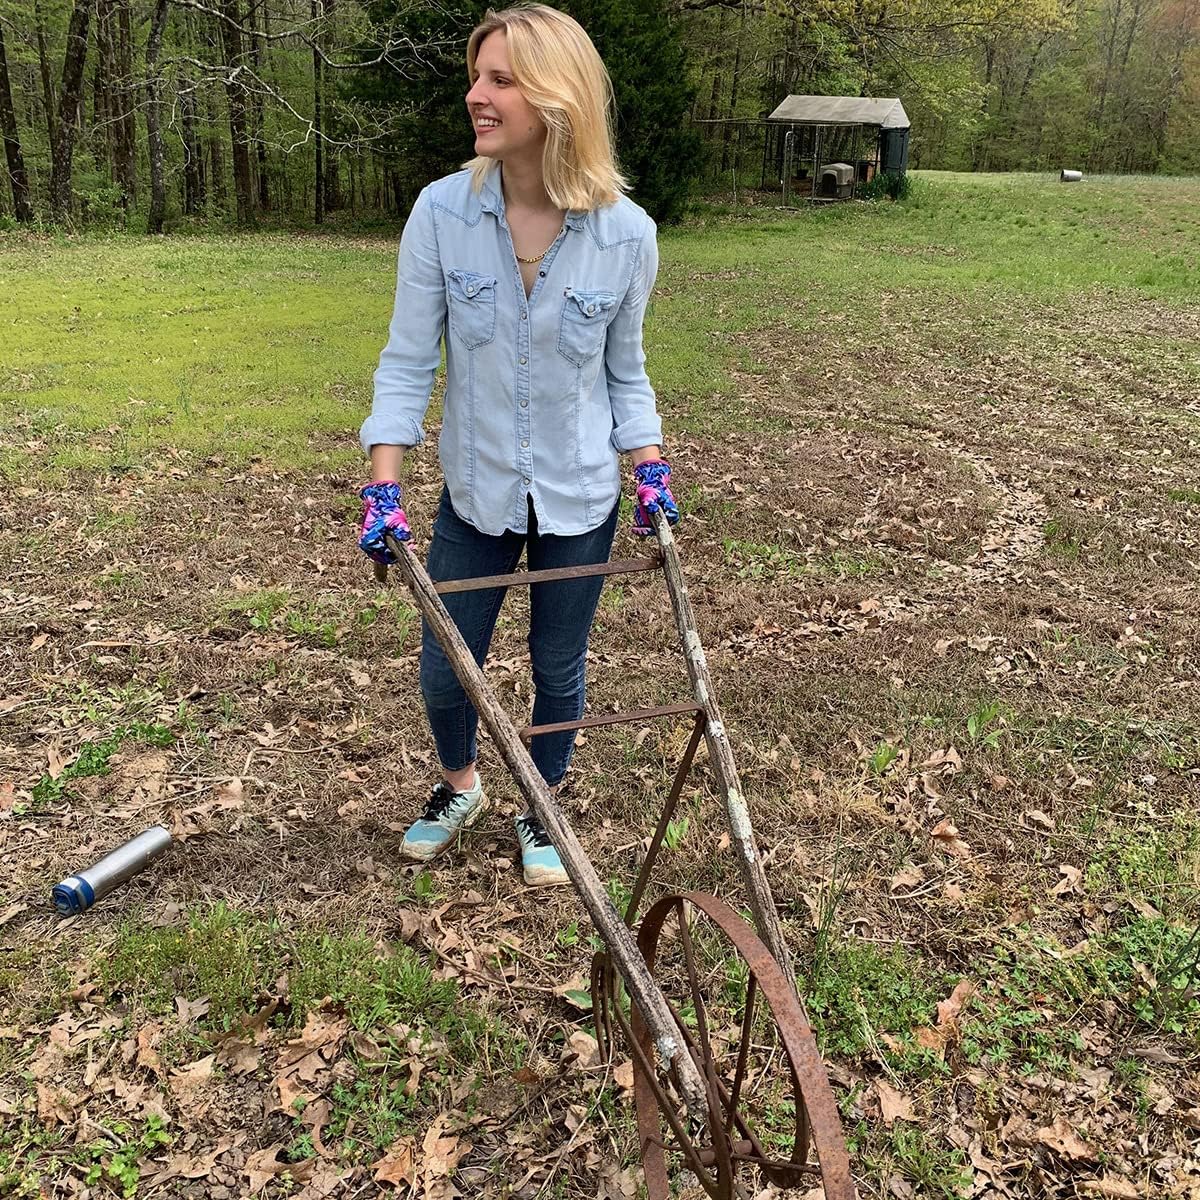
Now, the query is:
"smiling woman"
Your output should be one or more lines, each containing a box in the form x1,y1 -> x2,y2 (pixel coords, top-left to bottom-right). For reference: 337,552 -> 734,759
354,4 -> 681,889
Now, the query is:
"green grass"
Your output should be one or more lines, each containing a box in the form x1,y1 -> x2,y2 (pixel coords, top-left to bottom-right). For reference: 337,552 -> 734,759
101,902 -> 483,1042
800,934 -> 948,1070
24,722 -> 174,813
218,586 -> 416,651
4,172 -> 1199,478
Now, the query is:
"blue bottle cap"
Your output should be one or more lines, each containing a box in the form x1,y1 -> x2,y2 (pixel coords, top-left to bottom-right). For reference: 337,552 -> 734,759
52,876 -> 94,915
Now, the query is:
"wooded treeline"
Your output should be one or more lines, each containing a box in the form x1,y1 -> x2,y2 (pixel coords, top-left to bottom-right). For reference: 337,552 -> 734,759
0,0 -> 1197,229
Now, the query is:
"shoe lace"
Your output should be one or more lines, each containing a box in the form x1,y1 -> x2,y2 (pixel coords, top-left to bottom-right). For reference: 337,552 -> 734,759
516,814 -> 552,848
422,782 -> 457,821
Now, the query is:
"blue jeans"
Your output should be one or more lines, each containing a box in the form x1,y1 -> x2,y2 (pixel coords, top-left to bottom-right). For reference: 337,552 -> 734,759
419,487 -> 619,787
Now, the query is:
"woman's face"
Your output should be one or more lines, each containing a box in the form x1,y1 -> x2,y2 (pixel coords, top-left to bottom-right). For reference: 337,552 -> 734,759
466,31 -> 547,164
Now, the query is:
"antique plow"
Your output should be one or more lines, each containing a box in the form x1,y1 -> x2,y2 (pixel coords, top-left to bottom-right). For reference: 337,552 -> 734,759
379,514 -> 854,1199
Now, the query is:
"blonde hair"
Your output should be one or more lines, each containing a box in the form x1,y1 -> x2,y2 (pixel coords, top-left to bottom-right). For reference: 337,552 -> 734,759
464,4 -> 628,212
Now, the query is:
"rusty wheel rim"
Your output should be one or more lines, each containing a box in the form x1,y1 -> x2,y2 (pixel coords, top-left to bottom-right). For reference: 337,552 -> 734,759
628,891 -> 856,1200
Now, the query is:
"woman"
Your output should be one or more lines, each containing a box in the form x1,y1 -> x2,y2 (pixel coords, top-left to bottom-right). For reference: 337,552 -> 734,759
357,3 -> 679,887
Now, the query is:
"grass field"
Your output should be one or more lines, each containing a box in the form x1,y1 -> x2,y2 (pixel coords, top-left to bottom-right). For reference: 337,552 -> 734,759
2,171 -> 1199,1198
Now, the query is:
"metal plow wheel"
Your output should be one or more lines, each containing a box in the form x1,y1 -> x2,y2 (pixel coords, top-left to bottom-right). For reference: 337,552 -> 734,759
610,892 -> 855,1200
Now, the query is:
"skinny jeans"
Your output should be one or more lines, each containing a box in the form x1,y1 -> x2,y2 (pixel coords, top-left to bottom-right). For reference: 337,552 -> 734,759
419,487 -> 619,787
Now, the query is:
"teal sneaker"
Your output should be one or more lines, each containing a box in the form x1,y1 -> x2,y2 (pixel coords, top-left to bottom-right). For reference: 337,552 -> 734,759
400,779 -> 487,863
515,813 -> 570,887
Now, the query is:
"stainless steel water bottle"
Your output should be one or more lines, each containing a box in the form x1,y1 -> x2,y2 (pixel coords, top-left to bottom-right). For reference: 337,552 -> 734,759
52,826 -> 173,915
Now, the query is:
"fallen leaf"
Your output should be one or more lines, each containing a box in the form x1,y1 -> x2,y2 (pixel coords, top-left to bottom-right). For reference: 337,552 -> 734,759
278,1008 -> 349,1071
175,995 -> 211,1025
246,1144 -> 286,1195
216,777 -> 244,806
937,980 -> 975,1028
930,818 -> 971,860
29,632 -> 50,651
170,1054 -> 215,1093
1035,1116 -> 1096,1160
277,1074 -> 317,1115
613,1059 -> 635,1093
876,1078 -> 916,1125
565,1029 -> 600,1068
1079,1177 -> 1142,1198
373,1138 -> 416,1188
418,1114 -> 468,1198
1050,864 -> 1084,897
919,746 -> 962,774
217,1037 -> 260,1076
36,1082 -> 74,1124
889,866 -> 925,894
47,739 -> 71,781
1023,808 -> 1055,832
136,1022 -> 164,1076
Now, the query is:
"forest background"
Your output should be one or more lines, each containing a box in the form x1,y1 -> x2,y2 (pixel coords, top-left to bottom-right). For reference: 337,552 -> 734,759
0,0 -> 1198,231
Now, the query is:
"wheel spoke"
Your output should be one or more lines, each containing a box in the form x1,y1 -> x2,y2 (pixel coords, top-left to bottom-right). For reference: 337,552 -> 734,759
725,973 -> 756,1135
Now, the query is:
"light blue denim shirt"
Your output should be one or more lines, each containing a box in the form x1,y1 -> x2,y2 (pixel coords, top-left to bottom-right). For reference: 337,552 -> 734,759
360,166 -> 663,536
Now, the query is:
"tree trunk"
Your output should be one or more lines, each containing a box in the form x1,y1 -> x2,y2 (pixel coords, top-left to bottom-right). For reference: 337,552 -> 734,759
35,0 -> 59,162
720,0 -> 747,173
146,0 -> 169,233
50,0 -> 92,223
182,86 -> 203,213
94,0 -> 112,174
115,0 -> 137,207
182,11 -> 206,213
248,0 -> 269,210
705,9 -> 725,123
207,88 -> 227,208
219,0 -> 254,224
322,0 -> 340,210
0,20 -> 34,222
312,0 -> 324,224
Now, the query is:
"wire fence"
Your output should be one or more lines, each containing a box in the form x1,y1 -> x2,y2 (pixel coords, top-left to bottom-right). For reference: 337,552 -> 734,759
690,118 -> 886,205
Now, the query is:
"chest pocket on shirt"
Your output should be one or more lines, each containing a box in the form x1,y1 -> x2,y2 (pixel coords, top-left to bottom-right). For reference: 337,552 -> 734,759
557,288 -> 616,367
446,270 -> 498,349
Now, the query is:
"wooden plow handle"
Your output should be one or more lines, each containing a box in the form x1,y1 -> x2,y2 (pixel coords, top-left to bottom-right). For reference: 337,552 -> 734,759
649,510 -> 797,985
379,531 -> 709,1120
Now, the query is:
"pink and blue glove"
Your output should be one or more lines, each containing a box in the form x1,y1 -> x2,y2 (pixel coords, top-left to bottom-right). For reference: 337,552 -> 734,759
358,480 -> 411,564
632,459 -> 680,536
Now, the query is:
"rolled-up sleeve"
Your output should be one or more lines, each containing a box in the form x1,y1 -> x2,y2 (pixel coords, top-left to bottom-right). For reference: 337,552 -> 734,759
359,188 -> 446,453
605,218 -> 663,453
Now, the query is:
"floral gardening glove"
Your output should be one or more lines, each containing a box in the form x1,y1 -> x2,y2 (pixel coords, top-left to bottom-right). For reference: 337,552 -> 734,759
358,481 -> 411,564
632,459 -> 680,536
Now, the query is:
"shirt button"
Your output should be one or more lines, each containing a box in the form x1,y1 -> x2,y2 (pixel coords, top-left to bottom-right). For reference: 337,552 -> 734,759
520,400 -> 528,407
521,311 -> 528,320
538,270 -> 546,277
523,477 -> 530,485
587,304 -> 596,314
519,356 -> 527,365
521,439 -> 529,448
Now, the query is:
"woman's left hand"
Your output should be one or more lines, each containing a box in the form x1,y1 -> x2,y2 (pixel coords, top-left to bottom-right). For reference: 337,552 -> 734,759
631,458 -> 680,535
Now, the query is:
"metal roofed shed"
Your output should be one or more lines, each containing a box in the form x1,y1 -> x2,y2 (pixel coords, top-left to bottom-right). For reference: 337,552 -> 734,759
765,95 -> 911,204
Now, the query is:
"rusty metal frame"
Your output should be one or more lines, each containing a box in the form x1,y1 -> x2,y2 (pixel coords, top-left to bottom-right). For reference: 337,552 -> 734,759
377,520 -> 854,1197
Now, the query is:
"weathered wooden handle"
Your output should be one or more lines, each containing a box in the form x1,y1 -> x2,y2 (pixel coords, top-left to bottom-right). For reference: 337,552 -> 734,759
650,509 -> 797,986
381,530 -> 709,1118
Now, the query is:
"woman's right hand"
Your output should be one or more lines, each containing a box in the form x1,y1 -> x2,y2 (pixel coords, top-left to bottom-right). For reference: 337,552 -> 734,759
358,481 -> 412,563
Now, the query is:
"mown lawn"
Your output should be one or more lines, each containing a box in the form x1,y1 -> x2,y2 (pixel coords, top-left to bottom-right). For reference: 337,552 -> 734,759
2,172 -> 1199,1198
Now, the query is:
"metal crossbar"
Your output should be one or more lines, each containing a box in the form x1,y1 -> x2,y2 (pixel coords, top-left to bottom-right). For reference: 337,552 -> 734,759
434,556 -> 661,594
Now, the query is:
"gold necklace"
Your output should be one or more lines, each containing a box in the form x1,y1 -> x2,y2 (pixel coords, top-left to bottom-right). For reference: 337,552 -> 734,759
514,225 -> 565,265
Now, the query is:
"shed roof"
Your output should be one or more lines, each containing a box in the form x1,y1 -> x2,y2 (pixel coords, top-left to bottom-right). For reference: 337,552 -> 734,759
766,95 -> 910,129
